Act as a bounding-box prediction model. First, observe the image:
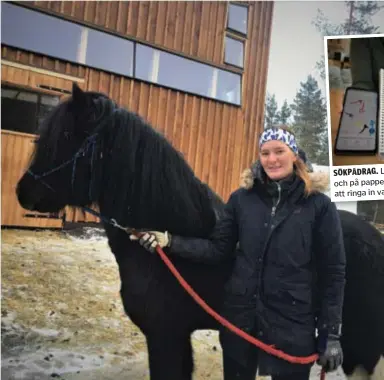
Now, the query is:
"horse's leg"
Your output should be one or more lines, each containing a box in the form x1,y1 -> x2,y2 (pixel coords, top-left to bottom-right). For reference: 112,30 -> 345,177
343,346 -> 370,380
146,332 -> 194,380
344,357 -> 384,380
342,339 -> 384,380
346,367 -> 370,380
370,355 -> 384,380
181,333 -> 194,379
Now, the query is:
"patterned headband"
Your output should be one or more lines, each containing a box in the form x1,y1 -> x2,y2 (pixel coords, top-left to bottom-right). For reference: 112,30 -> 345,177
259,127 -> 298,154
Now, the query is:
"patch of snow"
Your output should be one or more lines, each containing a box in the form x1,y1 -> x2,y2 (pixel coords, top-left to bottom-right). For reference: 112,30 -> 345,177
65,227 -> 107,243
1,348 -> 135,379
29,328 -> 60,338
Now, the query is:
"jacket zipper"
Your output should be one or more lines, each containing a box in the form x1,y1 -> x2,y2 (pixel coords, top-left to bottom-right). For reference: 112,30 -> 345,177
259,182 -> 282,305
271,182 -> 281,217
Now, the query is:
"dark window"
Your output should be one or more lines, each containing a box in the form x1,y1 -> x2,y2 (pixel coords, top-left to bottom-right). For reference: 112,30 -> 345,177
135,44 -> 241,105
224,36 -> 244,68
227,4 -> 248,35
1,86 -> 60,135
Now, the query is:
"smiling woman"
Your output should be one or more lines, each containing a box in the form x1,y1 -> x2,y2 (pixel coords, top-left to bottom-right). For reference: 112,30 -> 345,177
134,124 -> 346,380
259,127 -> 298,180
258,126 -> 314,195
260,141 -> 297,178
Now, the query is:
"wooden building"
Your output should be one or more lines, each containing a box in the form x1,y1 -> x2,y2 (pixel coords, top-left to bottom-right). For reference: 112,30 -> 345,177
1,0 -> 274,228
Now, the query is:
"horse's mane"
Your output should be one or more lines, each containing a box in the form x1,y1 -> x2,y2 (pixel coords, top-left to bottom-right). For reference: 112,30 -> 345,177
339,210 -> 384,278
63,93 -> 221,237
101,105 -> 221,236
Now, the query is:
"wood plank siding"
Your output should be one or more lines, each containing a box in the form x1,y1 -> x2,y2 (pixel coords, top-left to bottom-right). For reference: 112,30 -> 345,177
1,1 -> 274,227
1,130 -> 63,227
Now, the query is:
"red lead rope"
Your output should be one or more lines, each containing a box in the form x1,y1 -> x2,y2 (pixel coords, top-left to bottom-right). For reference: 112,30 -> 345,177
132,231 -> 326,379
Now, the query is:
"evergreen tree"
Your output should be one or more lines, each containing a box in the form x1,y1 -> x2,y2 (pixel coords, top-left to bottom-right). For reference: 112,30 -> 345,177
277,100 -> 292,125
290,75 -> 329,165
317,127 -> 330,165
312,1 -> 384,80
345,1 -> 383,34
264,93 -> 279,129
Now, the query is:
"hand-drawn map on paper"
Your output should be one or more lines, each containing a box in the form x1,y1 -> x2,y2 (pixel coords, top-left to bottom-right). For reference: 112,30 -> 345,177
336,88 -> 378,152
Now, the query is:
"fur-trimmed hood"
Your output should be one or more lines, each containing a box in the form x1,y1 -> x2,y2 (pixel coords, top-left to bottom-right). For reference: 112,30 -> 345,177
239,149 -> 330,194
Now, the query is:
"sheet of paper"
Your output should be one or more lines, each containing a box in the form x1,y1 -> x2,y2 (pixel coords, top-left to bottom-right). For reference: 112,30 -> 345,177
336,88 -> 378,152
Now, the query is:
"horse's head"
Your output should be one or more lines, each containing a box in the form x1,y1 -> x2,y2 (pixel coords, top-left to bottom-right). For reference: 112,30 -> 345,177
17,83 -> 112,213
18,82 -> 217,235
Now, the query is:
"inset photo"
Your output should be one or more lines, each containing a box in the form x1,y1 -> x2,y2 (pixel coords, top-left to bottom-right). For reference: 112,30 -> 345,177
325,35 -> 384,166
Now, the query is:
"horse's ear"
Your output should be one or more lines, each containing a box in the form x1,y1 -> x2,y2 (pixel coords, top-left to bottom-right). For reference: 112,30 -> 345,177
72,82 -> 87,106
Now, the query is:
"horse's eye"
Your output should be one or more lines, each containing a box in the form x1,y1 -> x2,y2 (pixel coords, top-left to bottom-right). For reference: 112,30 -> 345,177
33,138 -> 39,144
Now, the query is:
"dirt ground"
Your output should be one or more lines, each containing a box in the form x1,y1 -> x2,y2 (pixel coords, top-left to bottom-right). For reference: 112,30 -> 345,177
1,228 -> 344,380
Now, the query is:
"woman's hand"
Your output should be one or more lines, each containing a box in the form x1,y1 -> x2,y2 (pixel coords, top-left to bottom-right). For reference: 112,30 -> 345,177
130,231 -> 171,253
317,334 -> 343,372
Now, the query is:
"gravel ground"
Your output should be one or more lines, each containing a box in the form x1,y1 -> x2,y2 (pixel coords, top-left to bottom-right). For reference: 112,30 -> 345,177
1,228 -> 345,380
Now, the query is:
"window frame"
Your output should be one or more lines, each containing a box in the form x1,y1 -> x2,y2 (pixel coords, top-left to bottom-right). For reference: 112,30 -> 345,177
223,3 -> 249,71
223,34 -> 245,70
2,1 -> 243,107
222,1 -> 249,104
226,2 -> 249,38
1,84 -> 61,135
1,2 -> 135,78
134,43 -> 242,106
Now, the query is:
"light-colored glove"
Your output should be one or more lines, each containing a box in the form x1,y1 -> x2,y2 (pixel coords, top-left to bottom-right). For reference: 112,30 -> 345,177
129,231 -> 171,253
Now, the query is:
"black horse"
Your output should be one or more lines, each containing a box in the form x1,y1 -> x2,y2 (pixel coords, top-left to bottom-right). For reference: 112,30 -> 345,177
16,84 -> 384,380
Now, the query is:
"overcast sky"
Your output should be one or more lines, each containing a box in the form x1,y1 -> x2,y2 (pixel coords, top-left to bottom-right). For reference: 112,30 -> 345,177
266,1 -> 384,107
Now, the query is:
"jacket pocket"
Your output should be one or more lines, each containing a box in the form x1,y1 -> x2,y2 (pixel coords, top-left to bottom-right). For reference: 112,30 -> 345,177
282,287 -> 314,324
262,285 -> 314,325
285,287 -> 311,305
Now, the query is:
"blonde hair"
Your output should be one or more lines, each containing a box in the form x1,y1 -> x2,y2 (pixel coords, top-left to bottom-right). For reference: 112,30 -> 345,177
263,124 -> 312,196
294,157 -> 312,196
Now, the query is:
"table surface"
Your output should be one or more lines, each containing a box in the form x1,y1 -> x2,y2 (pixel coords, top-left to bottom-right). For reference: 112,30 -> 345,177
330,88 -> 384,166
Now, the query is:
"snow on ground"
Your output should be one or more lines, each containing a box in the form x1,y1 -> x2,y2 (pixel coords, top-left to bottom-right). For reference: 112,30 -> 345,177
0,228 -> 226,380
1,228 -> 344,379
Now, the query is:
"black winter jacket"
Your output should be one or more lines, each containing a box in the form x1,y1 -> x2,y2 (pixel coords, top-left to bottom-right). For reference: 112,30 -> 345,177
168,168 -> 346,375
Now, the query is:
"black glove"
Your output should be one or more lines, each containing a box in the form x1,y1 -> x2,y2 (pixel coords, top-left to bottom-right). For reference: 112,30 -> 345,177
316,333 -> 343,372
